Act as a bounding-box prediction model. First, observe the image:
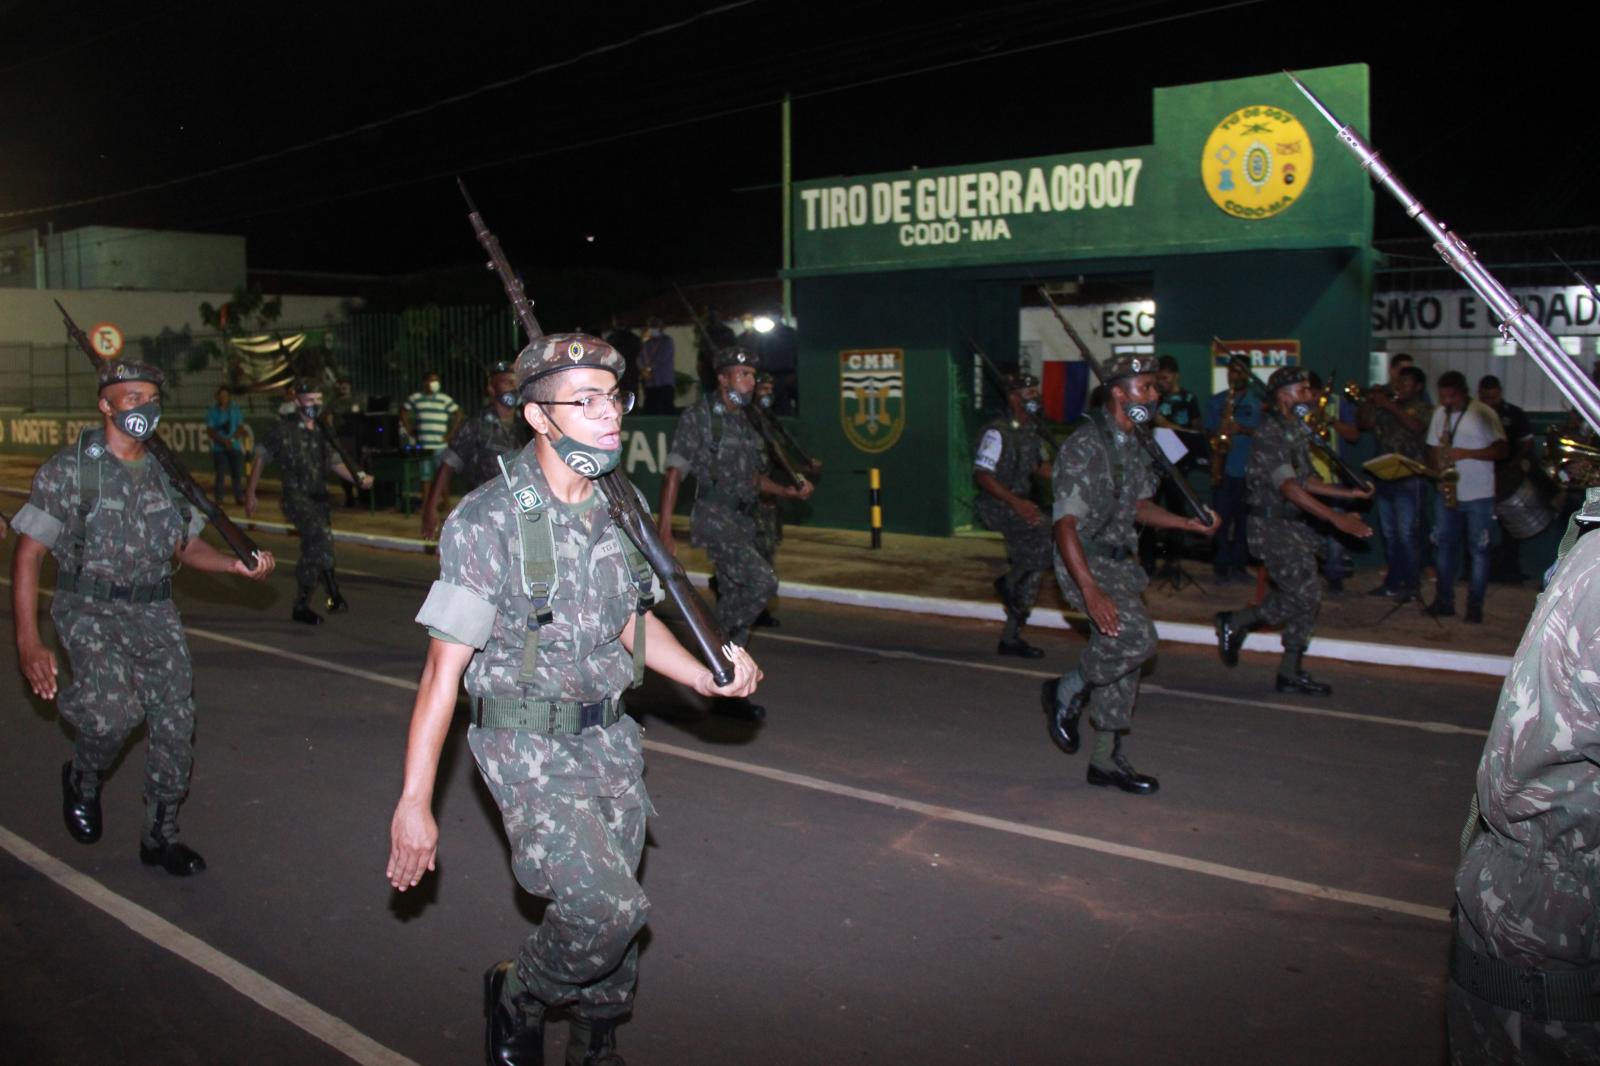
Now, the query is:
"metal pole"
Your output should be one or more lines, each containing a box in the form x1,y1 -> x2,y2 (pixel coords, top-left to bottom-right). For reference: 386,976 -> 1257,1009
869,467 -> 882,549
781,92 -> 793,324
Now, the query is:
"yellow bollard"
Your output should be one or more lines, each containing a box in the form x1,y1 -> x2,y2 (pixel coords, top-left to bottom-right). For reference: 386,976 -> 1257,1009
869,467 -> 882,549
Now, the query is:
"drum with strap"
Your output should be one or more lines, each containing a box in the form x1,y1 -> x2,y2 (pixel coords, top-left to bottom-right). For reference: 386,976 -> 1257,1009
1494,477 -> 1555,540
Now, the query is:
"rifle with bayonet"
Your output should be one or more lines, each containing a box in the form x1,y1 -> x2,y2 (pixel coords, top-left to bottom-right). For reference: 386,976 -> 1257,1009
963,332 -> 1060,448
1035,286 -> 1215,523
1285,70 -> 1600,436
457,181 -> 735,686
1212,336 -> 1371,492
671,285 -> 817,490
55,300 -> 262,568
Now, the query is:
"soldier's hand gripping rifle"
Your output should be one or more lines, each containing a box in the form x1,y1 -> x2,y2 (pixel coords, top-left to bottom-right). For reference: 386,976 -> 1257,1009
671,284 -> 816,490
963,332 -> 1060,448
1286,71 -> 1600,436
1037,286 -> 1216,523
1213,336 -> 1371,492
55,301 -> 262,568
458,181 -> 735,686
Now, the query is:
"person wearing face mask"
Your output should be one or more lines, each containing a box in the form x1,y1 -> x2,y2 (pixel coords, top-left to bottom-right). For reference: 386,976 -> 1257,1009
973,370 -> 1055,658
1215,367 -> 1374,695
403,371 -> 463,486
639,317 -> 677,415
1044,355 -> 1221,794
11,359 -> 276,875
657,346 -> 812,721
420,361 -> 531,540
387,334 -> 762,1066
245,378 -> 373,624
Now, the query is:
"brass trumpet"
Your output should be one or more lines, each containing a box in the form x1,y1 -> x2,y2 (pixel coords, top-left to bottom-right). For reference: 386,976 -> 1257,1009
1544,435 -> 1600,490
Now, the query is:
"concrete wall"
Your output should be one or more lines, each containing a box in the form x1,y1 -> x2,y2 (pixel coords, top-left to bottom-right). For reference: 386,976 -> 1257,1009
0,288 -> 352,346
44,227 -> 246,292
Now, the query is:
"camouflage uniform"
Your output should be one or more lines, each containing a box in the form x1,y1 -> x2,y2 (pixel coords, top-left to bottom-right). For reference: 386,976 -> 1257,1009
12,429 -> 207,817
1448,491 -> 1600,1064
976,415 -> 1054,637
666,394 -> 776,644
1051,409 -> 1160,733
1244,411 -> 1322,667
416,442 -> 660,1021
256,413 -> 338,587
438,403 -> 531,492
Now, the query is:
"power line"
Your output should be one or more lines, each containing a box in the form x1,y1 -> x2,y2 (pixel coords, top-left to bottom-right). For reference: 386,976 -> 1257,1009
0,0 -> 764,221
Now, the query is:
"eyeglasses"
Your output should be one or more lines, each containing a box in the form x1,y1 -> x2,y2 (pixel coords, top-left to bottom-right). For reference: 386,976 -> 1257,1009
541,390 -> 636,419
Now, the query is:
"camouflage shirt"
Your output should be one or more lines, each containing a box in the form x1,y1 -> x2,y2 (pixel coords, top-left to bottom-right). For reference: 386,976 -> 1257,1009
1455,508 -> 1600,970
1246,411 -> 1316,520
1370,396 -> 1432,463
12,430 -> 205,586
257,414 -> 338,499
415,444 -> 660,707
666,395 -> 767,510
1051,411 -> 1158,553
439,405 -> 530,491
974,416 -> 1050,497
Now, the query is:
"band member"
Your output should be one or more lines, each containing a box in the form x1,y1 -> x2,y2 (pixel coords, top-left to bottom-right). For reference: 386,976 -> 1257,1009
1204,355 -> 1262,583
1215,367 -> 1373,695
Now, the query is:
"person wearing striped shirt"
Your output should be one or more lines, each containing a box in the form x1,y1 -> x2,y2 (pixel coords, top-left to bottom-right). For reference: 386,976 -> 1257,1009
403,371 -> 462,481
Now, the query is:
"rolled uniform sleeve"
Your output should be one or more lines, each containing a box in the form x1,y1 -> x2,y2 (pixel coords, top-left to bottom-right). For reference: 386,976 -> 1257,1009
1051,431 -> 1105,525
415,505 -> 509,648
665,404 -> 706,475
973,428 -> 1003,472
12,452 -> 74,549
184,507 -> 207,541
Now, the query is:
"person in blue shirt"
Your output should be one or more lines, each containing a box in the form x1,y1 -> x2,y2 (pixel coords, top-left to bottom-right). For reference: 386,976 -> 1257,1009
204,385 -> 246,505
1204,356 -> 1263,582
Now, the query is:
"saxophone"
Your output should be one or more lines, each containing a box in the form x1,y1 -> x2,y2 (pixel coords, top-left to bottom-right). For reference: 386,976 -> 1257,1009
1210,389 -> 1235,481
1439,410 -> 1462,509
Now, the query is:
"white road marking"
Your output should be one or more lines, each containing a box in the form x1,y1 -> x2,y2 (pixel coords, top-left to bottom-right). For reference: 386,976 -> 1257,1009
0,824 -> 422,1066
756,631 -> 1490,737
159,626 -> 1451,925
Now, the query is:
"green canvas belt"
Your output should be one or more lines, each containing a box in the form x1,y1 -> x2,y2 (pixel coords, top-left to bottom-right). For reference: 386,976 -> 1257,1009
56,573 -> 172,603
471,696 -> 622,734
698,489 -> 757,515
1083,541 -> 1133,562
1450,919 -> 1600,1023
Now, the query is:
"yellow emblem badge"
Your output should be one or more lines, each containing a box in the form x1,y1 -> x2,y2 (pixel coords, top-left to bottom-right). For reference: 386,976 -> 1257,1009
567,341 -> 586,361
1201,104 -> 1314,221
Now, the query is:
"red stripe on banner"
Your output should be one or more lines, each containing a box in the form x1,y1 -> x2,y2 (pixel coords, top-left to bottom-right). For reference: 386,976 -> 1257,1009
1042,361 -> 1067,422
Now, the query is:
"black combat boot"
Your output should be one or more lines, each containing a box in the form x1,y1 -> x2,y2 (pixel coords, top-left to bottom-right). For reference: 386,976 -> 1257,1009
1042,679 -> 1089,755
565,1016 -> 624,1066
753,608 -> 779,628
486,960 -> 545,1066
292,586 -> 324,625
1275,672 -> 1334,696
711,697 -> 765,722
1086,734 -> 1159,795
61,761 -> 102,844
1214,609 -> 1256,667
139,800 -> 206,876
323,569 -> 349,613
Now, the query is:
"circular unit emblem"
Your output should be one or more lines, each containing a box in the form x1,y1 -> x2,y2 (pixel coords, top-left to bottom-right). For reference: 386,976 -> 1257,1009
1201,104 -> 1314,221
124,413 -> 149,436
565,451 -> 601,476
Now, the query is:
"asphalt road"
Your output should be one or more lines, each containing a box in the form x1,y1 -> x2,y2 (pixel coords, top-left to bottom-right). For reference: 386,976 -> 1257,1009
0,527 -> 1496,1065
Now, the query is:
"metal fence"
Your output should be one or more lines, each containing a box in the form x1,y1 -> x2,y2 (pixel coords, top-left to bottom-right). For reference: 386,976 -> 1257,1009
0,305 -> 523,416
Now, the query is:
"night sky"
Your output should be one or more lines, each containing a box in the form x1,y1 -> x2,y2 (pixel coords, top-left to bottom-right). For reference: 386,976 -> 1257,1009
4,0 -> 1598,286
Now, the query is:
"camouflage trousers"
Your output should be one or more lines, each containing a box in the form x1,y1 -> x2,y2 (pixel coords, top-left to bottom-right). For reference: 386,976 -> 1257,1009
282,491 -> 335,587
755,501 -> 782,566
693,503 -> 777,645
1248,518 -> 1321,653
979,499 -> 1053,623
469,717 -> 653,1020
52,597 -> 195,803
1447,981 -> 1600,1064
1055,557 -> 1156,732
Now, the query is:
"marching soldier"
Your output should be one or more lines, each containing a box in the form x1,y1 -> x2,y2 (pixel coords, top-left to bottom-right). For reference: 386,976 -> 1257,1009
386,334 -> 761,1066
1043,355 -> 1219,794
974,371 -> 1054,657
1214,367 -> 1373,694
11,360 -> 275,874
752,372 -> 783,628
245,378 -> 373,624
1448,489 -> 1600,1065
421,361 -> 532,540
656,346 -> 813,720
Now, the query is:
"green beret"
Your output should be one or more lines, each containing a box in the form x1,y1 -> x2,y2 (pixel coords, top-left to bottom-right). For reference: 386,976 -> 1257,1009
714,346 -> 760,372
1104,353 -> 1159,384
1267,366 -> 1309,393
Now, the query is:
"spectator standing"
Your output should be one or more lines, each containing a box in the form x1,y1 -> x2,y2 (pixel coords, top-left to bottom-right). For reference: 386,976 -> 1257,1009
204,386 -> 246,505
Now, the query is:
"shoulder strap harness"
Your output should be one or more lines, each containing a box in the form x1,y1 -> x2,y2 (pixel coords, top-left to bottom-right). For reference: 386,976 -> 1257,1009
68,429 -> 191,574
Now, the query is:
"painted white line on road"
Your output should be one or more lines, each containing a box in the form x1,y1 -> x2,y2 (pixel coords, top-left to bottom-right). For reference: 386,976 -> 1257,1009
0,824 -> 422,1066
646,739 -> 1453,924
151,628 -> 1449,925
757,632 -> 1490,738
